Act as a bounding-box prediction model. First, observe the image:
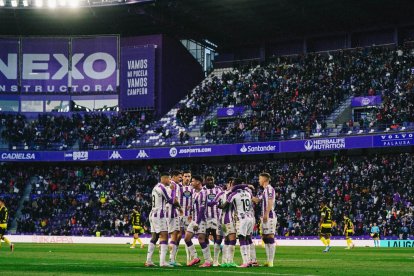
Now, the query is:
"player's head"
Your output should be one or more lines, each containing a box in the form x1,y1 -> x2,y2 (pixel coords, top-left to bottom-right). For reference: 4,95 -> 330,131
204,173 -> 215,189
259,172 -> 271,187
226,177 -> 235,190
171,170 -> 182,183
373,222 -> 377,226
191,175 -> 203,190
343,211 -> 349,219
319,198 -> 327,208
233,177 -> 243,186
160,172 -> 171,185
0,197 -> 4,207
182,170 -> 192,186
133,205 -> 139,213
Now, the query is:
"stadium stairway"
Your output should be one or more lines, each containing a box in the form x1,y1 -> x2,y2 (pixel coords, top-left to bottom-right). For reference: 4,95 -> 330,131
326,94 -> 353,136
132,67 -> 235,147
9,176 -> 34,233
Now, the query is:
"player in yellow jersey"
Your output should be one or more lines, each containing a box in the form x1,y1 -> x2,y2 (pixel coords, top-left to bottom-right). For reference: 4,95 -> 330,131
319,199 -> 333,253
0,198 -> 14,252
343,212 -> 355,249
130,206 -> 145,249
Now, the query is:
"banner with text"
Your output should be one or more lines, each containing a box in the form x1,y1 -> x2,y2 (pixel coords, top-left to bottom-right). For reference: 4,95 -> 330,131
0,132 -> 412,162
351,96 -> 382,107
21,38 -> 69,93
0,38 -> 19,93
120,46 -> 155,108
71,36 -> 118,93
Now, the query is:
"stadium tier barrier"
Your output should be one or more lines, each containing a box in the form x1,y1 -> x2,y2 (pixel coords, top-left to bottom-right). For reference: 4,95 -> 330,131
6,235 -> 413,247
0,132 -> 412,162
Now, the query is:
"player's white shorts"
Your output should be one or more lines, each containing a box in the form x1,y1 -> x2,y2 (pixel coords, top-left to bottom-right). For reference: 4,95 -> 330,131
206,218 -> 218,230
181,216 -> 190,230
238,217 -> 254,237
222,221 -> 236,236
149,216 -> 168,234
187,220 -> 207,235
261,217 -> 277,235
167,216 -> 180,233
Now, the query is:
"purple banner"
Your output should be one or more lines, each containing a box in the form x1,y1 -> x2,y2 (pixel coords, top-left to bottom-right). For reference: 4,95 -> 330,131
71,36 -> 118,93
217,107 -> 245,118
1,132 -> 413,162
0,38 -> 19,93
120,46 -> 155,108
373,132 -> 413,147
21,38 -> 69,93
351,96 -> 382,107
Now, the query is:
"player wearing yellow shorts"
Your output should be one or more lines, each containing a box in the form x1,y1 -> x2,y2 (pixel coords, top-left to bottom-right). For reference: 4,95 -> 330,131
130,206 -> 145,249
0,198 -> 14,252
319,199 -> 333,253
343,212 -> 355,249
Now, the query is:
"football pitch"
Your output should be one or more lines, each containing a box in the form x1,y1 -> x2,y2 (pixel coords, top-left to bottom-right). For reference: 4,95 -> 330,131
0,243 -> 413,275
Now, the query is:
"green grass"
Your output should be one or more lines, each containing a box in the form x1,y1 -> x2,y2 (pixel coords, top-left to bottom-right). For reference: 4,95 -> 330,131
0,243 -> 413,275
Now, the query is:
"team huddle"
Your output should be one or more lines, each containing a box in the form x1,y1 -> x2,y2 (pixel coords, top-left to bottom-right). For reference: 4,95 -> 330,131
143,171 -> 277,268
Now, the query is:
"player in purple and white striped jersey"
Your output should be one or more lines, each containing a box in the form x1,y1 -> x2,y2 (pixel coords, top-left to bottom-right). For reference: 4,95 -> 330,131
230,183 -> 258,266
252,173 -> 276,267
184,175 -> 212,267
226,178 -> 254,268
180,170 -> 193,265
166,171 -> 183,266
204,174 -> 223,266
145,172 -> 178,267
211,177 -> 237,267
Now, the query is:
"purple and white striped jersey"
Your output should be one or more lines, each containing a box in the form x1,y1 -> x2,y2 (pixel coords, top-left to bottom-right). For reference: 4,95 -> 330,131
151,183 -> 175,218
191,189 -> 207,225
166,181 -> 181,218
180,185 -> 193,216
227,189 -> 253,220
214,190 -> 235,224
206,186 -> 223,220
261,185 -> 276,219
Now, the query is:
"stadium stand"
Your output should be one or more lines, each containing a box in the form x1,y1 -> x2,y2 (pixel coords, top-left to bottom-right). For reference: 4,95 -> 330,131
1,44 -> 413,151
15,153 -> 413,237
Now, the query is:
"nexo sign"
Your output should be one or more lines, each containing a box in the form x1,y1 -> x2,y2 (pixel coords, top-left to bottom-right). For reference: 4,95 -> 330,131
0,36 -> 118,93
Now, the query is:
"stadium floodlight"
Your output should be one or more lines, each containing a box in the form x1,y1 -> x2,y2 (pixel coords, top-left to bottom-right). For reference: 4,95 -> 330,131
48,0 -> 56,8
69,0 -> 78,8
58,0 -> 66,6
35,0 -> 43,7
0,0 -> 4,7
23,0 -> 28,7
11,0 -> 18,7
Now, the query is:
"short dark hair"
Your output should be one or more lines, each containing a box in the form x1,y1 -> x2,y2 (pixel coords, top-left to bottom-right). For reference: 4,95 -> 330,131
160,172 -> 170,177
226,177 -> 235,183
192,175 -> 203,182
204,173 -> 214,179
0,197 -> 5,204
233,178 -> 243,186
183,170 -> 191,175
171,170 -> 182,177
259,172 -> 271,181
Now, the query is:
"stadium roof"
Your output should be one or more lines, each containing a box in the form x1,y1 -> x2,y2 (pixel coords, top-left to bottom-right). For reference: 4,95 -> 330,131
1,0 -> 414,50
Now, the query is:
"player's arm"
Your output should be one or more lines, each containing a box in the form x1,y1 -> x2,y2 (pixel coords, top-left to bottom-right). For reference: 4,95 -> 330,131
208,191 -> 224,207
196,191 -> 207,225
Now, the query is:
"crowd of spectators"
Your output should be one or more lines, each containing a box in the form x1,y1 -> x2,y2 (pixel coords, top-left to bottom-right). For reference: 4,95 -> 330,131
0,111 -> 154,151
13,153 -> 413,238
1,44 -> 414,149
200,44 -> 414,142
17,165 -> 153,236
0,165 -> 31,224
